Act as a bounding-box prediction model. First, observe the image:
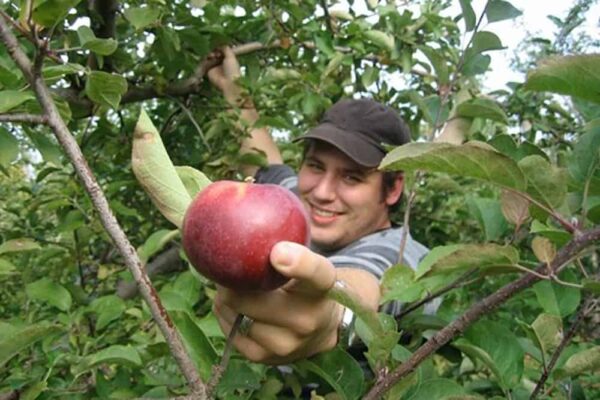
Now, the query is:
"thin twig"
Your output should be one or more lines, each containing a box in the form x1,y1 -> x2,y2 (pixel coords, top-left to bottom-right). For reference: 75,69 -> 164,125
170,96 -> 212,152
0,113 -> 47,124
364,225 -> 600,400
319,0 -> 335,35
0,17 -> 207,398
206,314 -> 243,398
395,269 -> 479,321
530,297 -> 598,399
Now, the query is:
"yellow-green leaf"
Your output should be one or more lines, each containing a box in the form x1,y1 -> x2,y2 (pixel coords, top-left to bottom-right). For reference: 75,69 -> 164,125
131,109 -> 191,228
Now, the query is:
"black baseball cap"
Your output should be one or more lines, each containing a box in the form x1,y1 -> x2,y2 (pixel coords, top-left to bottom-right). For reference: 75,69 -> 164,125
295,98 -> 411,168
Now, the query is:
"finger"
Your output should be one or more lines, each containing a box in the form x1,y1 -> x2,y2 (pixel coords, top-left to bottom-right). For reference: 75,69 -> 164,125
216,286 -> 328,330
270,241 -> 337,294
213,303 -> 274,363
215,301 -> 304,360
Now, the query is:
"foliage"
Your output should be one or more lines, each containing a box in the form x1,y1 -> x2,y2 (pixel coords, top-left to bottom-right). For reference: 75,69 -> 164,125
0,0 -> 599,399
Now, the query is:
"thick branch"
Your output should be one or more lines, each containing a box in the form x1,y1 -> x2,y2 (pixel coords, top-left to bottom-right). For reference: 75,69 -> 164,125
0,113 -> 47,124
365,225 -> 600,400
0,18 -> 206,398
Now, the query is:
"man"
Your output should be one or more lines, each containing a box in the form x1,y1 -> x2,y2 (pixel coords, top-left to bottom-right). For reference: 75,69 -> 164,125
207,47 -> 428,365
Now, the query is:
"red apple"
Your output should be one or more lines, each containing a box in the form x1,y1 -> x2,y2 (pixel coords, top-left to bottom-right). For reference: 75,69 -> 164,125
182,180 -> 310,291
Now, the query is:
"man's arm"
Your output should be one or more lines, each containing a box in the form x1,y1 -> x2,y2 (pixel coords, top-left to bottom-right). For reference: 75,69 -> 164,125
213,241 -> 381,364
207,47 -> 282,177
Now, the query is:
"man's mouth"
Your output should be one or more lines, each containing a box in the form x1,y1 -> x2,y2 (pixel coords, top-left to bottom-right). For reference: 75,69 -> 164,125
309,204 -> 341,225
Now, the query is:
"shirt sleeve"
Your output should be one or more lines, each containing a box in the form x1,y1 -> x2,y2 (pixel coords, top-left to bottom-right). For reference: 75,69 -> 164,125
254,164 -> 299,193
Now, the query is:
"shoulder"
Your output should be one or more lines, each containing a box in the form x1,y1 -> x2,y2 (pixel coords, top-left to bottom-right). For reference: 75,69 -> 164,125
325,227 -> 429,278
254,164 -> 298,192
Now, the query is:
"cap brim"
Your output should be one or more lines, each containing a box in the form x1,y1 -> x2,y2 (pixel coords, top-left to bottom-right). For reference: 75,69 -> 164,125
294,122 -> 385,168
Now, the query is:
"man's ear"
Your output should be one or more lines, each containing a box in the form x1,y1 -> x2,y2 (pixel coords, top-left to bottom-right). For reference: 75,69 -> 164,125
385,174 -> 404,206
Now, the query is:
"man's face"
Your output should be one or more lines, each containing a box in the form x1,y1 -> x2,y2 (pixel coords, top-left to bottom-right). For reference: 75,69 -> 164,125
297,141 -> 402,251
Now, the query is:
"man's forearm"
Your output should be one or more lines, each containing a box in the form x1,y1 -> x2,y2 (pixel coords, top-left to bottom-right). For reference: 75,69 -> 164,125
238,107 -> 283,177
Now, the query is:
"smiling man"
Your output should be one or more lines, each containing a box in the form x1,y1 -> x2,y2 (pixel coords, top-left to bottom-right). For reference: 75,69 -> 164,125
207,47 -> 428,364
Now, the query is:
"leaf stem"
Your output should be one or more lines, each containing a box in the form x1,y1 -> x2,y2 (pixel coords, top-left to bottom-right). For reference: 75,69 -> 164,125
205,314 -> 243,398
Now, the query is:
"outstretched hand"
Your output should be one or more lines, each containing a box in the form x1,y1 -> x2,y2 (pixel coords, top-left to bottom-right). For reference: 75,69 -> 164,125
213,241 -> 344,364
207,46 -> 243,105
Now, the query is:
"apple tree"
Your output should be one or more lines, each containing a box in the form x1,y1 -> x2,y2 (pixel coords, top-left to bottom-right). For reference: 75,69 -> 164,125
0,0 -> 599,399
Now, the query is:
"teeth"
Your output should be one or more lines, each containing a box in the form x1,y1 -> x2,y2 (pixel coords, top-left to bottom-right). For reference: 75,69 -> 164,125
314,208 -> 335,217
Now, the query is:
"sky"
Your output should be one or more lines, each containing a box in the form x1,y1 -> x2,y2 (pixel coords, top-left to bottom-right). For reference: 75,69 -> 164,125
447,0 -> 600,90
343,0 -> 600,91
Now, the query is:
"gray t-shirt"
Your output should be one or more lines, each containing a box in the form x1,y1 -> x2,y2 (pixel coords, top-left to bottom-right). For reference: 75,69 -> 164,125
255,165 -> 430,314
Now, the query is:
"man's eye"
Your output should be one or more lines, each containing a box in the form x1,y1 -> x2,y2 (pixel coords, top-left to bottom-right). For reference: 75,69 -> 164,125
344,175 -> 362,183
307,162 -> 324,171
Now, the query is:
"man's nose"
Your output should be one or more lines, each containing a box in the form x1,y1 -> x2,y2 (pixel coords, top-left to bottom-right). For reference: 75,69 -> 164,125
312,175 -> 336,201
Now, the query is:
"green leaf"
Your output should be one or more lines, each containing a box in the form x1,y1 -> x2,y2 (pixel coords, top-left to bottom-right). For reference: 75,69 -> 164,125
295,347 -> 365,400
172,271 -> 202,308
31,0 -> 82,28
530,220 -> 571,247
416,243 -> 519,279
364,29 -> 395,53
27,130 -> 62,166
554,346 -> 600,379
418,45 -> 449,84
531,313 -> 563,356
518,155 -> 567,209
380,142 -> 527,191
77,26 -> 118,56
0,238 -> 41,254
74,345 -> 142,375
132,108 -> 192,228
21,381 -> 47,400
460,319 -> 524,389
455,98 -> 508,124
175,166 -> 212,199
407,378 -> 467,399
569,122 -> 600,182
216,359 -> 263,396
380,264 -> 424,304
170,310 -> 218,381
488,134 -> 547,162
85,71 -> 128,109
43,63 -> 86,81
462,54 -> 491,76
123,6 -> 162,31
525,55 -> 600,104
322,52 -> 345,79
0,90 -> 35,113
582,279 -> 600,294
89,295 -> 126,330
464,31 -> 504,68
486,0 -> 522,23
137,229 -> 179,264
0,323 -> 62,367
459,0 -> 476,31
467,196 -> 509,241
360,65 -> 379,88
26,278 -> 72,311
533,271 -> 581,317
0,127 -> 19,167
0,258 -> 17,276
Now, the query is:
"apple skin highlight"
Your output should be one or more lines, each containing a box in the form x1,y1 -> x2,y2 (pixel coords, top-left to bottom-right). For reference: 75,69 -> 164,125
182,180 -> 310,291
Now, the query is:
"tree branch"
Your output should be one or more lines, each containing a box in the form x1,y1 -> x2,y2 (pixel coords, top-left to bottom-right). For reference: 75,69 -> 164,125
116,246 -> 185,299
364,225 -> 600,400
530,296 -> 598,399
0,113 -> 47,124
0,17 -> 207,398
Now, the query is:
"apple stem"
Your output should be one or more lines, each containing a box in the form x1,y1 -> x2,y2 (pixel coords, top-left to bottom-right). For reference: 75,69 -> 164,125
206,314 -> 243,398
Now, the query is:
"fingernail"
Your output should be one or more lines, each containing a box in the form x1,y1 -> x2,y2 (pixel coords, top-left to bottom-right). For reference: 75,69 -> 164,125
273,242 -> 300,268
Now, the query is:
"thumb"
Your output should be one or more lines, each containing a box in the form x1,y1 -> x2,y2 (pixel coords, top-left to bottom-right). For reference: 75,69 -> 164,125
270,241 -> 336,294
